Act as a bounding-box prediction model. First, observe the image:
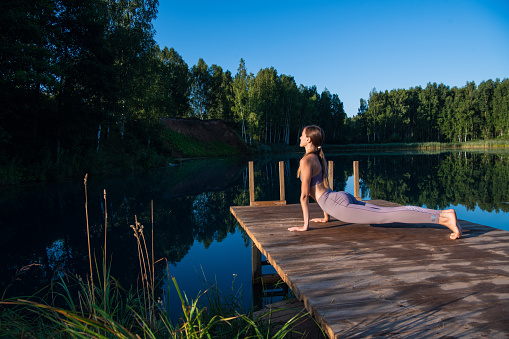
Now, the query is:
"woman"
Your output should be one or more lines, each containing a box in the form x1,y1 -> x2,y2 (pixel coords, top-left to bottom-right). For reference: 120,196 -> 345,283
288,125 -> 462,240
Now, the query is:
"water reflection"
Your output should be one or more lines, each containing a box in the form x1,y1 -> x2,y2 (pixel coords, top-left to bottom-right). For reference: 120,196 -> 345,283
1,151 -> 508,314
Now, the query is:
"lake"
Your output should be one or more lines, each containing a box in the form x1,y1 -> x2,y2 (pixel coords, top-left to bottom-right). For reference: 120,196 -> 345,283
1,149 -> 508,319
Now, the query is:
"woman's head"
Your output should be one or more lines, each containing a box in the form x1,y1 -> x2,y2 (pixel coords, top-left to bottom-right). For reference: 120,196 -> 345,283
302,125 -> 324,148
297,125 -> 329,188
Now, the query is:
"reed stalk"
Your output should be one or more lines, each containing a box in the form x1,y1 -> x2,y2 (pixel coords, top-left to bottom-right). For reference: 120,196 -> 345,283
83,174 -> 94,304
103,188 -> 107,313
151,200 -> 155,325
130,215 -> 156,326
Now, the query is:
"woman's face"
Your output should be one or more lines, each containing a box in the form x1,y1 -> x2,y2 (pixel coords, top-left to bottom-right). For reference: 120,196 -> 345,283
299,129 -> 309,147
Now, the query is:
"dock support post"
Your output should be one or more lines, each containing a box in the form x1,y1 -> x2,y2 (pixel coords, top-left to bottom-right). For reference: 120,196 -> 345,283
353,161 -> 361,200
251,241 -> 262,282
251,240 -> 263,308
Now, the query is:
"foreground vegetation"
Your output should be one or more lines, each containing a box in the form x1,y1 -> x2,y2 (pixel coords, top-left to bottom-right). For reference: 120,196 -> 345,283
0,176 -> 318,338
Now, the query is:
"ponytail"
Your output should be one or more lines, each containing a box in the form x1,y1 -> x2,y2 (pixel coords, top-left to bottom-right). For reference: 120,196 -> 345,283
317,148 -> 329,189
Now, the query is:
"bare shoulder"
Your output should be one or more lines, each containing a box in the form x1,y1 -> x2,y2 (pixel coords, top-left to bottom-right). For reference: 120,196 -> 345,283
300,155 -> 314,167
305,153 -> 321,166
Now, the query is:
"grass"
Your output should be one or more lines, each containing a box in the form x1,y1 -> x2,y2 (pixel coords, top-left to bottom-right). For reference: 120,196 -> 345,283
163,129 -> 242,158
0,174 -> 319,338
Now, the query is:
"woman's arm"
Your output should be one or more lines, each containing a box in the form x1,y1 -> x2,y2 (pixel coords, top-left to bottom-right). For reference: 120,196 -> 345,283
288,158 -> 312,231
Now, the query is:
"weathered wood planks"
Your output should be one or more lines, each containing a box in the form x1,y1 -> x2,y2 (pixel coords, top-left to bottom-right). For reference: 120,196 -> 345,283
230,201 -> 509,338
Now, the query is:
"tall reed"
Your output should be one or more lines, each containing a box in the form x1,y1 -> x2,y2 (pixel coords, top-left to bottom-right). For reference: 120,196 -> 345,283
103,188 -> 107,313
84,174 -> 94,304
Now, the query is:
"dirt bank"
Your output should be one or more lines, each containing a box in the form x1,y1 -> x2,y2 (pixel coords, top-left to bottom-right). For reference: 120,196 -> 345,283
161,118 -> 249,157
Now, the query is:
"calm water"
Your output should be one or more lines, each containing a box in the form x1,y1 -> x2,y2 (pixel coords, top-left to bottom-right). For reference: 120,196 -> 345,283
1,150 -> 508,318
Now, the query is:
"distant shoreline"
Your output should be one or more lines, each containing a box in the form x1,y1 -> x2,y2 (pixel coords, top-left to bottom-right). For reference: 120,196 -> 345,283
260,140 -> 509,154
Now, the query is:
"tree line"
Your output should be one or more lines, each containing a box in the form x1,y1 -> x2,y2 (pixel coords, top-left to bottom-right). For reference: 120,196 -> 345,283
155,55 -> 347,145
347,80 -> 509,143
1,0 -> 508,183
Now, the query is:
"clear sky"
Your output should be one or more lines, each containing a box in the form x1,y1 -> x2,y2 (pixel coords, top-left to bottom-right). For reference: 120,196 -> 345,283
153,0 -> 509,117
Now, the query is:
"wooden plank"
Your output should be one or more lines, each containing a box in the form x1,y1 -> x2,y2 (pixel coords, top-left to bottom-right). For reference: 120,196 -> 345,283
230,202 -> 509,338
252,200 -> 287,206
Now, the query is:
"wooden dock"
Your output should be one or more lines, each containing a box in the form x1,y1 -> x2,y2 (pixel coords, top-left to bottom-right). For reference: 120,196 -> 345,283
230,201 -> 509,338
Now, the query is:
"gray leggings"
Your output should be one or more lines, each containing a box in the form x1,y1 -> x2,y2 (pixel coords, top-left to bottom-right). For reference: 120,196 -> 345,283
317,191 -> 440,224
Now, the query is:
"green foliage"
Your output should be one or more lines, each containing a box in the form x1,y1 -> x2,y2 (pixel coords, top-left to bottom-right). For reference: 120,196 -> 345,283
163,129 -> 241,157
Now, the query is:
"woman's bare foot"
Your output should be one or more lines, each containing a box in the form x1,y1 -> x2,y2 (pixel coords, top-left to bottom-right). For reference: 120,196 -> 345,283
288,226 -> 308,232
439,209 -> 462,239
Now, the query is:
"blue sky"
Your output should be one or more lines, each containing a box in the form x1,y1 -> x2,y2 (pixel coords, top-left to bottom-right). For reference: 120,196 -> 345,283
153,0 -> 509,117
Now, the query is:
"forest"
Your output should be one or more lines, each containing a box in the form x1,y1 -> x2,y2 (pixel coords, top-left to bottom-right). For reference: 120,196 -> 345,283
1,0 -> 508,183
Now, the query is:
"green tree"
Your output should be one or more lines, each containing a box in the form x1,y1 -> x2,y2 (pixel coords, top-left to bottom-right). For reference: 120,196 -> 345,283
251,67 -> 279,143
0,0 -> 59,160
207,64 -> 233,122
190,58 -> 210,119
493,78 -> 509,138
279,74 -> 300,144
477,79 -> 496,139
330,94 -> 346,142
107,0 -> 159,139
366,88 -> 379,142
297,85 -> 319,139
232,59 -> 250,142
355,98 -> 369,142
440,88 -> 456,142
155,46 -> 190,117
318,89 -> 333,138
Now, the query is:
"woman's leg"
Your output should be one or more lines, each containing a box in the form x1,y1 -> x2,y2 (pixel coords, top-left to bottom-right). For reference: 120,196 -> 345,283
439,209 -> 462,239
318,191 -> 461,239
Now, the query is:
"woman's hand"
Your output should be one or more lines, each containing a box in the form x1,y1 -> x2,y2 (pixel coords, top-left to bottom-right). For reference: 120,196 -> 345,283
311,217 -> 328,223
311,212 -> 329,223
288,225 -> 309,232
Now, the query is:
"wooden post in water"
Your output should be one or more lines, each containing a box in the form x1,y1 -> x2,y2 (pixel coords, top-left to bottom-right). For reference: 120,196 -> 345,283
252,241 -> 262,282
353,160 -> 361,200
279,161 -> 285,202
328,160 -> 334,190
249,161 -> 255,206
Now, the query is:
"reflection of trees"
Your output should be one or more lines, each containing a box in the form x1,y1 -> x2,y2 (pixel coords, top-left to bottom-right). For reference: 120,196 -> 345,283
358,152 -> 509,212
359,153 -> 449,209
437,152 -> 509,212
